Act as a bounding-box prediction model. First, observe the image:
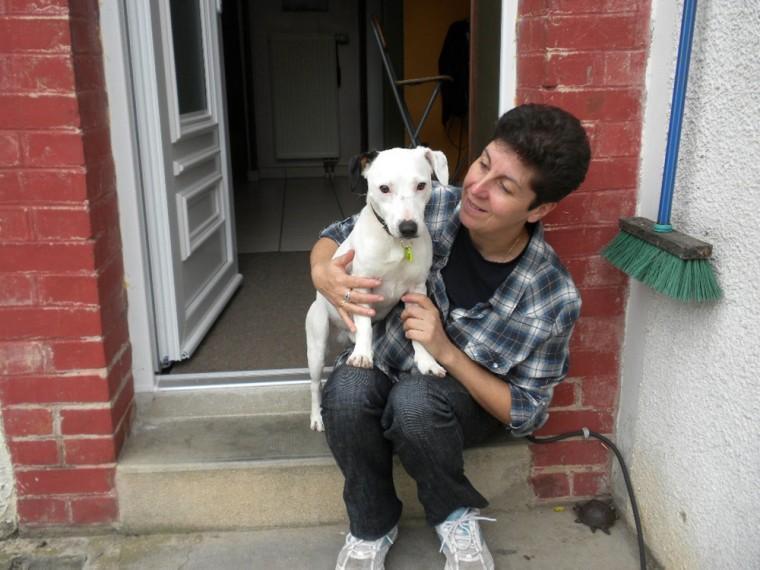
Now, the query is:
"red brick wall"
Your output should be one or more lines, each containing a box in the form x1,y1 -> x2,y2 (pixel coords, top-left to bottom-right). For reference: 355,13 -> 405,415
0,0 -> 133,528
516,0 -> 650,500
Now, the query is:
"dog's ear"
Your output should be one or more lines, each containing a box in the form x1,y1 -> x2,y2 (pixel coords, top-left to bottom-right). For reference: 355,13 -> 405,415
348,151 -> 378,194
420,147 -> 449,186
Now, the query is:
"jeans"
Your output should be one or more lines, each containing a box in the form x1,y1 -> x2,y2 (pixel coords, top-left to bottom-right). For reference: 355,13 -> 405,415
321,364 -> 503,540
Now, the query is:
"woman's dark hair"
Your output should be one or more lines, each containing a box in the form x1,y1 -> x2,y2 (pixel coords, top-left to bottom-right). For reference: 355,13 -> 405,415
493,104 -> 591,208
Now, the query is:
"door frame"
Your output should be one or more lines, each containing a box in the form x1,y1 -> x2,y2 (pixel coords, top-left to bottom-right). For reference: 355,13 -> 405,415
101,0 -> 518,393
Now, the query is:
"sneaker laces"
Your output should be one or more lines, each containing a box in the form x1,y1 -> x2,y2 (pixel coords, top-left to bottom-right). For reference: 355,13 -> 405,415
343,532 -> 395,560
438,510 -> 496,556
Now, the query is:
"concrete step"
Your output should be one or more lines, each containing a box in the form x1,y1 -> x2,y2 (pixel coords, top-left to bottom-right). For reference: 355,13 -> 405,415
117,385 -> 533,533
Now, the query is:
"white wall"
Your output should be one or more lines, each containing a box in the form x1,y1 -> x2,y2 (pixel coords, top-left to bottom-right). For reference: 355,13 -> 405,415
0,410 -> 16,537
616,1 -> 760,568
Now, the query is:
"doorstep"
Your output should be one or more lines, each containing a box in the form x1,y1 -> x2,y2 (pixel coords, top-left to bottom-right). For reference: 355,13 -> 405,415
116,384 -> 534,533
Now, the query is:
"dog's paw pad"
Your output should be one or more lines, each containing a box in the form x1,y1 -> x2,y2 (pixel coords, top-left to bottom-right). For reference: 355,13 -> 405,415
347,353 -> 373,369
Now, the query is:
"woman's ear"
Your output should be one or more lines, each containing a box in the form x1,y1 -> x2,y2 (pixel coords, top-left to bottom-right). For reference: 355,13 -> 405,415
527,202 -> 556,223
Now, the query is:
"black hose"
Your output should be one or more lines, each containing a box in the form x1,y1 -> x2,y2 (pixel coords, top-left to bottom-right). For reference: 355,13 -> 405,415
527,429 -> 647,570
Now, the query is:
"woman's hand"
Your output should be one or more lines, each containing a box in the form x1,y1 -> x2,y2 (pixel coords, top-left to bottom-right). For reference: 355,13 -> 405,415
400,293 -> 455,363
311,249 -> 384,332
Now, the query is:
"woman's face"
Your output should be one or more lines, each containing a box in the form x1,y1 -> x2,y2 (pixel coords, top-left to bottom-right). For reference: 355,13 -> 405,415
460,142 -> 554,237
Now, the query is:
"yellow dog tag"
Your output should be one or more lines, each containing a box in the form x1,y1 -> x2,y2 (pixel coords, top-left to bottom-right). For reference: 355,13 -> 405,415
404,245 -> 414,262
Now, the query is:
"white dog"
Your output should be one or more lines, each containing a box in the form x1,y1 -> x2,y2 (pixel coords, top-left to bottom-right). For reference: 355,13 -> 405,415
306,147 -> 449,431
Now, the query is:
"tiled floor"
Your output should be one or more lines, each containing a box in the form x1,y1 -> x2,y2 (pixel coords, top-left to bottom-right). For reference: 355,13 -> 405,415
234,176 -> 363,253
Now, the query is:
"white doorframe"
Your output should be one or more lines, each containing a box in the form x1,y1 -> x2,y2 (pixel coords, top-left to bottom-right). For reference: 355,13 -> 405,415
101,0 -> 160,392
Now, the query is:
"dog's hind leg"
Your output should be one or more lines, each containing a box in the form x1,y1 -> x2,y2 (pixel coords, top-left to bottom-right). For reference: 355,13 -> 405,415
305,299 -> 330,431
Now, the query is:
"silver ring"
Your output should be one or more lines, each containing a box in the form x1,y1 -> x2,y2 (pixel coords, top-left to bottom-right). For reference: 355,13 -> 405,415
343,289 -> 352,304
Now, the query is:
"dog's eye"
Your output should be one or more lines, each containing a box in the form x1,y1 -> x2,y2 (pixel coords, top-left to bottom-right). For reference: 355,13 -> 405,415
416,182 -> 426,191
379,185 -> 390,194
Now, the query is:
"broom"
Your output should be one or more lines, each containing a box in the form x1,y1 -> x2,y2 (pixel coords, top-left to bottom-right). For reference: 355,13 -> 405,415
602,0 -> 721,303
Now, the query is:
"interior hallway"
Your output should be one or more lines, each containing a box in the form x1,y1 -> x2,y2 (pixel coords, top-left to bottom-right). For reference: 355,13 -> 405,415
168,177 -> 362,374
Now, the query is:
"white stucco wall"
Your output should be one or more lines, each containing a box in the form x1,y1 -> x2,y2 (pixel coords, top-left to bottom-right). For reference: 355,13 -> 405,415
0,409 -> 17,537
616,1 -> 760,568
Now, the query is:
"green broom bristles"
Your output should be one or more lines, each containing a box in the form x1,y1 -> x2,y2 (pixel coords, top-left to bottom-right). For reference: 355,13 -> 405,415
602,231 -> 722,303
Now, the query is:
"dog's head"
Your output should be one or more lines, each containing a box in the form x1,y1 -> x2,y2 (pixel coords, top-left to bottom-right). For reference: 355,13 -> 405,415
349,146 -> 449,239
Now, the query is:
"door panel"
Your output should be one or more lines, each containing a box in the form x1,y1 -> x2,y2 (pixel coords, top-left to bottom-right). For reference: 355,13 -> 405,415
127,0 -> 242,367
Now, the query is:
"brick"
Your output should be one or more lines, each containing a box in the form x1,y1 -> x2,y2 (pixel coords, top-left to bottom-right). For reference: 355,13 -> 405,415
0,242 -> 96,272
0,273 -> 34,305
0,171 -> 23,202
545,15 -> 646,51
38,273 -> 98,304
550,381 -> 575,407
0,341 -> 49,375
33,206 -> 92,239
0,17 -> 71,53
3,408 -> 53,436
573,471 -> 608,496
9,54 -> 75,92
537,410 -> 614,436
51,339 -> 107,370
578,287 -> 625,318
0,207 -> 31,240
579,158 -> 639,193
604,51 -> 648,87
5,0 -> 69,16
544,225 -> 619,258
593,121 -> 641,158
0,95 -> 79,129
543,189 -> 636,227
530,472 -> 570,498
64,437 -> 116,464
570,316 -> 623,353
17,169 -> 88,203
0,306 -> 102,339
0,132 -> 20,165
70,495 -> 117,524
531,440 -> 609,467
580,376 -> 619,408
518,0 -> 546,17
565,256 -> 628,289
0,374 -> 110,404
517,53 -> 547,88
552,0 -> 644,13
16,466 -> 114,495
22,131 -> 85,167
17,497 -> 68,524
545,52 -> 603,88
9,439 -> 59,465
518,88 -> 642,122
60,406 -> 112,435
568,350 -> 619,378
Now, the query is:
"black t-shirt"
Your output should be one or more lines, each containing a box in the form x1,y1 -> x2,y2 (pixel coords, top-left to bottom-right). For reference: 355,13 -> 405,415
441,227 -> 526,310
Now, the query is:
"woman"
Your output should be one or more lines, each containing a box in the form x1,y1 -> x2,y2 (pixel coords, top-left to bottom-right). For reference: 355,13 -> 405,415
310,104 -> 591,570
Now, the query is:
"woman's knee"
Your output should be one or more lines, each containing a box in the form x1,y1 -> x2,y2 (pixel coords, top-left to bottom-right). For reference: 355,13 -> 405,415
383,374 -> 456,439
321,364 -> 392,414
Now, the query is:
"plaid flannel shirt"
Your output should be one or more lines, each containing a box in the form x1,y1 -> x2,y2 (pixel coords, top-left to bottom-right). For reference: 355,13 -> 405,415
319,184 -> 581,437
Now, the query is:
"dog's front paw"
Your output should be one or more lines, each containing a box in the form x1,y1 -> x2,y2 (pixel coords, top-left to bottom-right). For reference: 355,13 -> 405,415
347,350 -> 373,369
310,410 -> 324,432
415,354 -> 447,378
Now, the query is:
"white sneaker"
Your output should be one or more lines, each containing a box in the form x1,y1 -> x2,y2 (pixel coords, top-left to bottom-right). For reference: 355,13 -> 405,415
335,526 -> 398,570
435,509 -> 496,570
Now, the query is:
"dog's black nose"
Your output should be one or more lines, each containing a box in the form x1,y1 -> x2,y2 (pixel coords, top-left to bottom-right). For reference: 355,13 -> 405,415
399,220 -> 418,238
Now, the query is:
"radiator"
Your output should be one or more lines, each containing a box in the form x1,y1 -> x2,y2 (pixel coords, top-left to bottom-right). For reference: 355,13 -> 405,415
269,33 -> 340,160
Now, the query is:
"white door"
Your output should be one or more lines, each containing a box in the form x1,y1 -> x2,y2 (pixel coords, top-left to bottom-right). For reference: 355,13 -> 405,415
126,0 -> 242,367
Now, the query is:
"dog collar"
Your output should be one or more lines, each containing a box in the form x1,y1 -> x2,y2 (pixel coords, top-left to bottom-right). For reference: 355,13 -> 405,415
369,203 -> 393,237
369,203 -> 414,262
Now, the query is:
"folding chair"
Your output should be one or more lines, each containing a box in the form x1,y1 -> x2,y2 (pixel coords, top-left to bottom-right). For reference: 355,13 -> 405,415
371,16 -> 453,147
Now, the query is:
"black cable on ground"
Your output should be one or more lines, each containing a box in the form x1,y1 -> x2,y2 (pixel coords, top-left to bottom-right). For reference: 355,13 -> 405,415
527,429 -> 647,570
